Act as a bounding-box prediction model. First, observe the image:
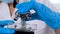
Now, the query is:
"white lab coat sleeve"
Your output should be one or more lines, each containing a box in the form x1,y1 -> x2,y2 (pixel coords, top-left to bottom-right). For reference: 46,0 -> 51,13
0,2 -> 12,20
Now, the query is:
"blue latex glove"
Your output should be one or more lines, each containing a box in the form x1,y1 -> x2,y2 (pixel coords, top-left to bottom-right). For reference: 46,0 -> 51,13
16,2 -> 33,14
0,27 -> 15,34
0,20 -> 15,33
0,20 -> 14,26
16,0 -> 39,20
16,0 -> 60,29
33,2 -> 60,29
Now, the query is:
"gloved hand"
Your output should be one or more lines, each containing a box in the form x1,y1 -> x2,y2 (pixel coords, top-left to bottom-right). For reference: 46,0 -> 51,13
0,27 -> 15,34
0,20 -> 15,33
0,20 -> 14,26
33,2 -> 60,29
16,0 -> 39,20
16,0 -> 60,29
16,2 -> 33,14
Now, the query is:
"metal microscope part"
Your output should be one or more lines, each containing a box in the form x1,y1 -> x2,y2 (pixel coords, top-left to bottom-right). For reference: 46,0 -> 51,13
14,11 -> 33,31
14,11 -> 20,21
14,11 -> 31,21
20,12 -> 31,31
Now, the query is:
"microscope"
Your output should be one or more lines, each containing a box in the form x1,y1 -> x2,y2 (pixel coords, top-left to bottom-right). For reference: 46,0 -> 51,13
14,10 -> 35,34
4,10 -> 36,34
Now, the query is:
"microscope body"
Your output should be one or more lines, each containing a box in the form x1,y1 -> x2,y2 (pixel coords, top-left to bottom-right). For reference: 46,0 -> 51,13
14,11 -> 35,34
4,10 -> 36,34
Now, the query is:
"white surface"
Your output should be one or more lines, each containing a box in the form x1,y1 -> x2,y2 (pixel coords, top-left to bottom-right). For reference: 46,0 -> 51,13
49,0 -> 60,4
49,0 -> 60,12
